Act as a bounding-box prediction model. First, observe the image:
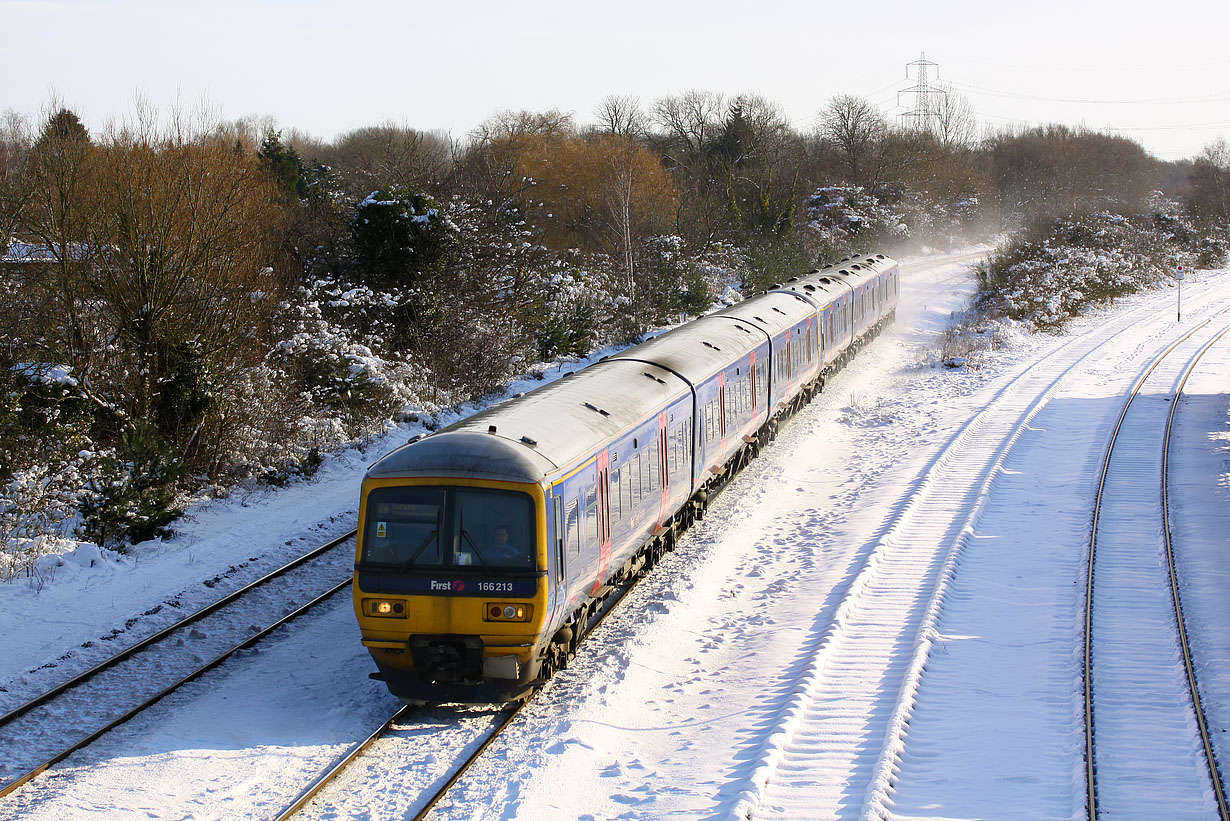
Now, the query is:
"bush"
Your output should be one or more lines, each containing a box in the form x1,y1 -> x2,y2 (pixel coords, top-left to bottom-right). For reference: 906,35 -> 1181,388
78,425 -> 184,548
975,210 -> 1189,329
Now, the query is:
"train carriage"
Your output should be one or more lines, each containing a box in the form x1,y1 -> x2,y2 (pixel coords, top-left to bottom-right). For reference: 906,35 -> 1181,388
354,254 -> 900,703
356,358 -> 694,702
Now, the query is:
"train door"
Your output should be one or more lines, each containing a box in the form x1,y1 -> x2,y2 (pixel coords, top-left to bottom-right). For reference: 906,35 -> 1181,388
742,349 -> 752,411
552,492 -> 566,614
718,373 -> 728,461
657,412 -> 669,527
593,451 -> 612,593
785,330 -> 793,392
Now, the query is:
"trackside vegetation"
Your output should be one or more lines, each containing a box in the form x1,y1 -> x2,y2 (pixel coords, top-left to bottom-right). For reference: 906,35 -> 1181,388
1,96 -> 1227,577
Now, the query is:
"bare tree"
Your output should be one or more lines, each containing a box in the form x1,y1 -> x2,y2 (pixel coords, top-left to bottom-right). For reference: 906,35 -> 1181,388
331,123 -> 451,194
212,114 -> 280,153
931,84 -> 977,148
652,89 -> 725,167
1187,138 -> 1230,223
22,105 -> 96,372
99,116 -> 285,452
593,95 -> 648,139
471,109 -> 575,145
820,94 -> 886,185
0,110 -> 33,249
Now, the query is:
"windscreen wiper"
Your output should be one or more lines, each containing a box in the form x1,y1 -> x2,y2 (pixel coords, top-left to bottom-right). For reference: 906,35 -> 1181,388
398,529 -> 438,571
459,527 -> 495,571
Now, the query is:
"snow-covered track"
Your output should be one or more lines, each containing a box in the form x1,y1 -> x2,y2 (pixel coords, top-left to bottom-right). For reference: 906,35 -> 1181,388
726,292 -> 1184,820
283,331 -> 912,820
273,704 -> 414,820
0,532 -> 357,800
1084,316 -> 1230,819
284,514 -> 674,820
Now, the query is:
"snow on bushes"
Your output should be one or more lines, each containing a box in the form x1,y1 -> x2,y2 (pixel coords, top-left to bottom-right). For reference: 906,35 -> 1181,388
974,197 -> 1224,330
802,185 -> 981,260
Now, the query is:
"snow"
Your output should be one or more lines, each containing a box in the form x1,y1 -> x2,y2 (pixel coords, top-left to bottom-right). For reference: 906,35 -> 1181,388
11,363 -> 78,386
4,248 -> 1230,819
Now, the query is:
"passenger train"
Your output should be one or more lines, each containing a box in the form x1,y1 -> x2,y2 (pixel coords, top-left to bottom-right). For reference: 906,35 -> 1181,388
353,253 -> 900,702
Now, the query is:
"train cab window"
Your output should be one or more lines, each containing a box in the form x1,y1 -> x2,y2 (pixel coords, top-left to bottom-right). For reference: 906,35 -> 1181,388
453,488 -> 535,570
362,487 -> 444,567
361,485 -> 535,572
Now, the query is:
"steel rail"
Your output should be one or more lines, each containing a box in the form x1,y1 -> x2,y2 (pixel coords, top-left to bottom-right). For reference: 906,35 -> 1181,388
0,578 -> 353,799
273,704 -> 416,821
0,528 -> 358,732
275,315 -> 904,820
1082,314 -> 1218,820
1162,325 -> 1230,820
273,323 -> 900,821
408,703 -> 528,821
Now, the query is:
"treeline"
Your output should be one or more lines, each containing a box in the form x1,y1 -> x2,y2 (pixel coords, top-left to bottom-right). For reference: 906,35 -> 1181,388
974,134 -> 1230,331
1,91 -> 1227,568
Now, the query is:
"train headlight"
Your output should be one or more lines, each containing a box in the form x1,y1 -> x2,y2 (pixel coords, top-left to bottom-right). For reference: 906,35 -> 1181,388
484,603 -> 530,622
365,598 -> 407,618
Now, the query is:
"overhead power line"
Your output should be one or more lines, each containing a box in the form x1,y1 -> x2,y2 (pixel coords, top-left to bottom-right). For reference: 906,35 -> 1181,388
1106,120 -> 1230,132
948,81 -> 1230,106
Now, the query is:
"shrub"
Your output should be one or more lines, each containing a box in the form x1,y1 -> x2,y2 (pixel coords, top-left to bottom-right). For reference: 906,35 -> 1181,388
975,211 -> 1178,329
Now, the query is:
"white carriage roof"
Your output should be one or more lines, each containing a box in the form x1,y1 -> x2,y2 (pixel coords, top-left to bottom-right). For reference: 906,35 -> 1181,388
367,358 -> 690,484
608,311 -> 770,383
709,289 -> 820,335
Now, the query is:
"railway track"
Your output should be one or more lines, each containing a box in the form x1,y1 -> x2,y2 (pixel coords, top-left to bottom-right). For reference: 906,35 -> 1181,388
1083,315 -> 1230,819
272,321 -> 905,820
0,530 -> 357,800
725,286 -> 1221,819
273,526 -> 678,820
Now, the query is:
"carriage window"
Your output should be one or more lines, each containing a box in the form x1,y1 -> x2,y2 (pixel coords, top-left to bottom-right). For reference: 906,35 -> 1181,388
566,496 -> 581,556
585,483 -> 599,545
611,466 -> 622,521
644,443 -> 654,494
632,452 -> 643,506
553,495 -> 565,583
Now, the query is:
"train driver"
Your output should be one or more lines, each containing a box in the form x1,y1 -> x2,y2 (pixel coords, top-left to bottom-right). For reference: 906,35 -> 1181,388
490,524 -> 521,562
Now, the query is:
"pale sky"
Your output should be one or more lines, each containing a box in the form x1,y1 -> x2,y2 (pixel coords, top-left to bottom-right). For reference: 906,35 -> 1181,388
4,0 -> 1228,162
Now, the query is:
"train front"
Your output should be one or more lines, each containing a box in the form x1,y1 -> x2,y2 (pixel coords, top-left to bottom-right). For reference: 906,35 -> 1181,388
353,431 -> 553,703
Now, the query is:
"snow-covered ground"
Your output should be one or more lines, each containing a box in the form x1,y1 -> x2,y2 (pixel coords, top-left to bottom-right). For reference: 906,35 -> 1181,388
3,249 -> 1229,820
